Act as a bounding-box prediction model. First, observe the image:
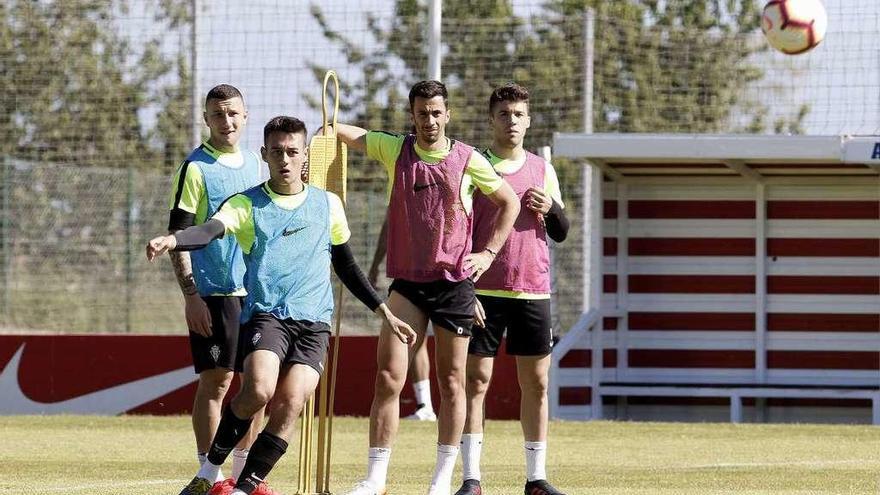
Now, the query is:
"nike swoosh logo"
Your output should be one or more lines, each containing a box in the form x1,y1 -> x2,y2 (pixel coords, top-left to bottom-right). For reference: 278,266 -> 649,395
413,182 -> 438,192
282,226 -> 307,236
0,344 -> 197,414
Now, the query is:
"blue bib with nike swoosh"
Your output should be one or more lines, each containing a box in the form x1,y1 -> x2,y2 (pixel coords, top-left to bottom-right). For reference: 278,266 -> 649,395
240,184 -> 333,324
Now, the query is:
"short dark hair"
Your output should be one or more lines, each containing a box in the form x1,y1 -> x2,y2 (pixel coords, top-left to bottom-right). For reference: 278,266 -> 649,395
489,83 -> 530,112
408,80 -> 448,110
205,84 -> 243,105
263,116 -> 308,143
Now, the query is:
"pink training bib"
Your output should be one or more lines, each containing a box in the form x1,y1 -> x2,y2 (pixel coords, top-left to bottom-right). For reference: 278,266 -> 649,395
386,135 -> 474,282
472,151 -> 550,294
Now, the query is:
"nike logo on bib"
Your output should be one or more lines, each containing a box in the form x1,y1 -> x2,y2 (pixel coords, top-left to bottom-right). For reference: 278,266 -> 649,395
283,226 -> 307,236
413,182 -> 439,192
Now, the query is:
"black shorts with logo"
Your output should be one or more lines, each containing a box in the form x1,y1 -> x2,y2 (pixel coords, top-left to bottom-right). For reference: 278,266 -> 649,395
189,295 -> 244,373
389,278 -> 475,337
469,295 -> 553,357
236,312 -> 331,375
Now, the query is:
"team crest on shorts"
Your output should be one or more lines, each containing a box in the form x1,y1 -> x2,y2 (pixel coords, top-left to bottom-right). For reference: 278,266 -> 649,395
252,332 -> 262,345
210,345 -> 221,362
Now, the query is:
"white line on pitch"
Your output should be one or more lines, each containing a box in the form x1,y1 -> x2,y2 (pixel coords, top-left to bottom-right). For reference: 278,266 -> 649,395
672,459 -> 878,470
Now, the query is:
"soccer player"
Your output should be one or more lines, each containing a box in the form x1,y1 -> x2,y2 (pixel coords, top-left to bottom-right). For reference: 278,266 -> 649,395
166,84 -> 269,490
335,80 -> 520,495
149,116 -> 415,495
369,218 -> 437,422
455,84 -> 570,495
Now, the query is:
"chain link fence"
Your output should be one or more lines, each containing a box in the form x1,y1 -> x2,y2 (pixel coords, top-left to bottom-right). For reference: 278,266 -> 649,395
0,158 -> 585,335
2,0 -> 877,334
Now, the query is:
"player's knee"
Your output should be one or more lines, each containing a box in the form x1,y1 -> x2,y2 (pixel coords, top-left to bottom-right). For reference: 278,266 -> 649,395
520,374 -> 549,398
198,370 -> 234,398
375,369 -> 405,397
237,383 -> 273,412
466,372 -> 491,396
437,373 -> 465,399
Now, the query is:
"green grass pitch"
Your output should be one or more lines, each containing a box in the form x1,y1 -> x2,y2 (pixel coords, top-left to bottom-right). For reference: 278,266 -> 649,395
0,416 -> 878,494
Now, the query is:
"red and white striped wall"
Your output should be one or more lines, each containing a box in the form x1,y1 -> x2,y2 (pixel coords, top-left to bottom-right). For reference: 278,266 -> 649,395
550,134 -> 880,421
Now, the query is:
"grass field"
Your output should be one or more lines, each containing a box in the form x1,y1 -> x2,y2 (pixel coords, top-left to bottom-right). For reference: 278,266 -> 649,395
1,415 -> 879,494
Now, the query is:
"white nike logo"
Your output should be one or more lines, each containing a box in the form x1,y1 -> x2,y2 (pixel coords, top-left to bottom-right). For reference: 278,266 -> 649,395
0,344 -> 197,414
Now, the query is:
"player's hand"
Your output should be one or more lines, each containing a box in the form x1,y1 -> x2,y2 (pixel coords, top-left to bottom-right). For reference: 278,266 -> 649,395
146,235 -> 177,261
184,292 -> 213,337
376,304 -> 417,345
463,250 -> 495,282
525,187 -> 552,215
474,297 -> 486,328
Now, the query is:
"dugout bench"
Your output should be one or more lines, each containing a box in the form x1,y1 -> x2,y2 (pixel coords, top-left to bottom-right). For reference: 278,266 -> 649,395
599,383 -> 880,424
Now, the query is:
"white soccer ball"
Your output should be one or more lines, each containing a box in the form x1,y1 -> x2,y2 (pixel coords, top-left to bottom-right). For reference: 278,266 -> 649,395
761,0 -> 827,55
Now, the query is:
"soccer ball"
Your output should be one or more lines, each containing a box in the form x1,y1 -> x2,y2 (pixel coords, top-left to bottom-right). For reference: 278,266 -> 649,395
761,0 -> 827,55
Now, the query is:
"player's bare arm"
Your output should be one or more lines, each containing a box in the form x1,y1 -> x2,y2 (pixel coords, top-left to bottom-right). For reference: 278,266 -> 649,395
368,217 -> 389,288
332,123 -> 368,153
463,181 -> 520,281
168,250 -> 214,337
168,250 -> 198,295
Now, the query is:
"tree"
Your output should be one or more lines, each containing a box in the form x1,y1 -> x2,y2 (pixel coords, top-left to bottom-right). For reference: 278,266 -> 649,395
0,0 -> 192,171
0,0 -> 193,331
307,0 -> 522,181
307,0 -> 805,162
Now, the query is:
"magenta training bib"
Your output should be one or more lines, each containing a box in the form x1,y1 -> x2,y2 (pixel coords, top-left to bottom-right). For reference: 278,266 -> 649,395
386,135 -> 474,282
472,151 -> 550,294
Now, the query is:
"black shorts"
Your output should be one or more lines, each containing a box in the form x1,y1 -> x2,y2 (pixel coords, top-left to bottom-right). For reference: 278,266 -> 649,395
237,313 -> 331,375
469,296 -> 553,357
188,296 -> 244,373
389,278 -> 474,337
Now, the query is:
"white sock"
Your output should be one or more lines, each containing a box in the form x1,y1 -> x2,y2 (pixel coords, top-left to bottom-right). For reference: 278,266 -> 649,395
231,490 -> 247,495
460,433 -> 483,481
524,441 -> 547,482
413,379 -> 434,412
196,459 -> 224,483
366,447 -> 391,489
197,452 -> 207,466
428,444 -> 459,494
231,448 -> 249,481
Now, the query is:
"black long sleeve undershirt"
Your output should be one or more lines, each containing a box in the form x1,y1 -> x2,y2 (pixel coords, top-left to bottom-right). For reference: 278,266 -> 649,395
173,225 -> 383,312
544,200 -> 569,243
332,242 -> 383,312
172,219 -> 226,251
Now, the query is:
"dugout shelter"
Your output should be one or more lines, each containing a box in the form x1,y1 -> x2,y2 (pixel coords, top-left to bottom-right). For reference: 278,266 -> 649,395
549,134 -> 880,424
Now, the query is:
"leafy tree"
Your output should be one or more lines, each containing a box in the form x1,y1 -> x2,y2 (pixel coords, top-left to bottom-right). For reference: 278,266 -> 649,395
307,0 -> 805,165
0,0 -> 193,331
0,0 -> 192,171
307,0 -> 521,182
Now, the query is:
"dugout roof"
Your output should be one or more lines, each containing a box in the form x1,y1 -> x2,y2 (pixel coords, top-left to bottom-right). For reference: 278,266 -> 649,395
553,133 -> 880,178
